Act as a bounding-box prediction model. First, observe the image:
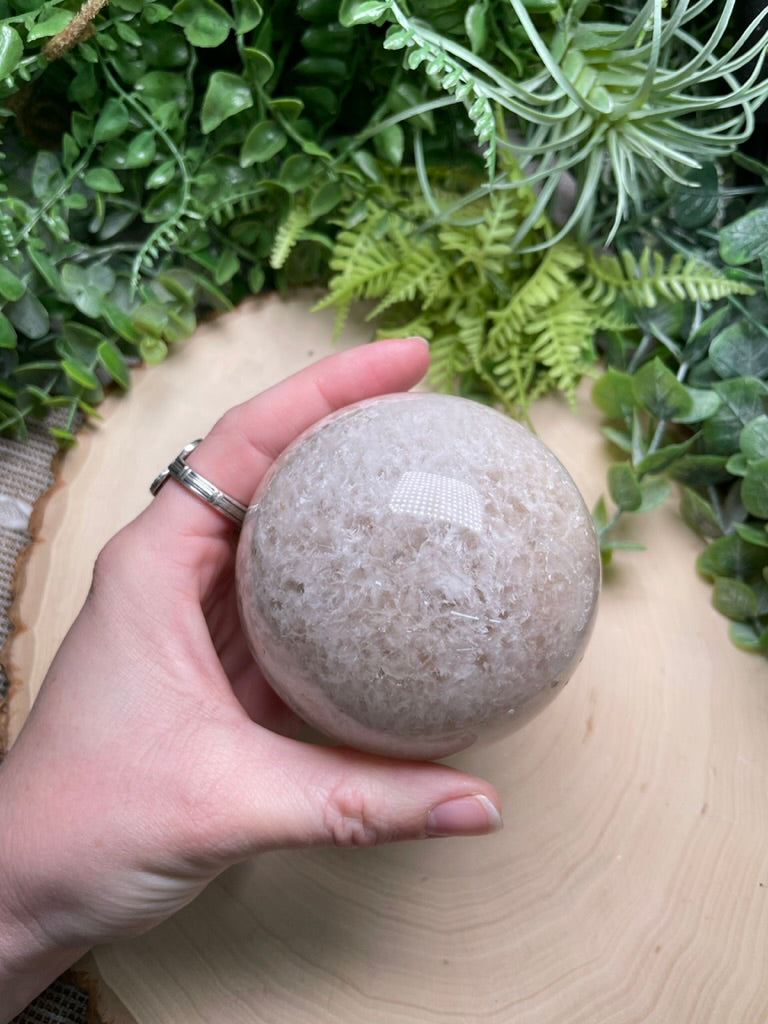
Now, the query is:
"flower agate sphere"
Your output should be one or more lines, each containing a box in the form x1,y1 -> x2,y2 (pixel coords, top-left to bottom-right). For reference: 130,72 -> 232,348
235,393 -> 600,760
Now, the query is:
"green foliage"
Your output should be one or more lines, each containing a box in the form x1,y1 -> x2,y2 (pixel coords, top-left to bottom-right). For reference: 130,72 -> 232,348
319,167 -> 748,415
593,171 -> 768,653
0,0 -> 503,440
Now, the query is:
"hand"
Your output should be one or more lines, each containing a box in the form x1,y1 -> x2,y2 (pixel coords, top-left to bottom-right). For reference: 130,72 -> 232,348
0,338 -> 501,1019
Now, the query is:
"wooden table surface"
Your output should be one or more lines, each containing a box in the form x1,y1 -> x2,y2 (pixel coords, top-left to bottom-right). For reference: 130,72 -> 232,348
8,295 -> 768,1023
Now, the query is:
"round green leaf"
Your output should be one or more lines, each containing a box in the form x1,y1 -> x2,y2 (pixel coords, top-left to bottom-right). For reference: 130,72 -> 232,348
697,533 -> 768,580
242,47 -> 275,87
279,153 -> 316,191
728,620 -> 768,653
719,207 -> 768,266
200,72 -> 253,134
607,462 -> 642,512
240,121 -> 287,166
0,25 -> 23,79
170,0 -> 233,46
710,323 -> 768,380
122,130 -> 157,169
592,368 -> 636,421
742,459 -> 768,519
711,576 -> 759,621
631,357 -> 693,421
6,292 -> 50,340
740,416 -> 768,461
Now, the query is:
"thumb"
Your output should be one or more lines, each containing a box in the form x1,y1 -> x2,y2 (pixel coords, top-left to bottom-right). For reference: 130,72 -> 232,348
217,728 -> 503,856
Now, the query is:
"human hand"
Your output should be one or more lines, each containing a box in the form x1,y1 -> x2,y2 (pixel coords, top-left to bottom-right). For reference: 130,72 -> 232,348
0,338 -> 501,1019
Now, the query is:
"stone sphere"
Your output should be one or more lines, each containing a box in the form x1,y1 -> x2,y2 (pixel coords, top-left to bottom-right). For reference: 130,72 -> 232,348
235,393 -> 600,759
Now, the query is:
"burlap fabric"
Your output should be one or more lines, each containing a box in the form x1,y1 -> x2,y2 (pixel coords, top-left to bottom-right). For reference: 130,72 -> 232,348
0,416 -> 94,1023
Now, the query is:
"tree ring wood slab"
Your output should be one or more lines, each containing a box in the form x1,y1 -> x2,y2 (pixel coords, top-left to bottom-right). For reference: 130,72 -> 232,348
7,295 -> 768,1023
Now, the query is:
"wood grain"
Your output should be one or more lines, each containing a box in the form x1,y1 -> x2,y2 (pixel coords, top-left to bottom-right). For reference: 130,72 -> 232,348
8,295 -> 768,1023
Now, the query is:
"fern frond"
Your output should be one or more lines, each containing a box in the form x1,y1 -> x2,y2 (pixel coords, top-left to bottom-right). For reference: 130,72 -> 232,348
526,288 -> 598,402
270,205 -> 312,270
383,1 -> 497,172
438,192 -> 524,276
487,240 -> 585,356
427,330 -> 472,393
584,248 -> 755,309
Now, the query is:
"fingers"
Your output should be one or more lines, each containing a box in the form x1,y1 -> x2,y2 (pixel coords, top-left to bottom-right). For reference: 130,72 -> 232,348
138,337 -> 430,568
206,727 -> 502,859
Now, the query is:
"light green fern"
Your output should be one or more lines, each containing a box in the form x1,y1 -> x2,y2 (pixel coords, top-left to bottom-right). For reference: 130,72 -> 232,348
318,171 -> 752,416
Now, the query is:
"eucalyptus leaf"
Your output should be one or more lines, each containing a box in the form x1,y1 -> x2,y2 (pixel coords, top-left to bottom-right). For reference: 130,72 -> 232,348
608,462 -> 642,511
632,357 -> 692,421
711,576 -> 759,621
710,323 -> 768,380
679,486 -> 723,539
697,534 -> 768,581
741,459 -> 768,519
739,416 -> 768,461
719,207 -> 768,266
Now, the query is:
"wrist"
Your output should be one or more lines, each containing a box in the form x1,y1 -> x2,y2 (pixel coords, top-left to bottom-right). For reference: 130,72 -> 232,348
0,759 -> 90,1022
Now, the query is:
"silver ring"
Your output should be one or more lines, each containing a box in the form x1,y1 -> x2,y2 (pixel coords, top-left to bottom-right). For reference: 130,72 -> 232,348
150,440 -> 247,527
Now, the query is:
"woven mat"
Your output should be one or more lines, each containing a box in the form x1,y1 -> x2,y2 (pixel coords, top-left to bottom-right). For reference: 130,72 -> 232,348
1,415 -> 95,1023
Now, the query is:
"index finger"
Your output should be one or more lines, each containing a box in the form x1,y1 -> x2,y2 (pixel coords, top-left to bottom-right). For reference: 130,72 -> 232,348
138,336 -> 430,564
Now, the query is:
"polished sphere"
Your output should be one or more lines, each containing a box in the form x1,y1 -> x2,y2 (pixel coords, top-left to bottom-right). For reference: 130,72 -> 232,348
235,393 -> 600,759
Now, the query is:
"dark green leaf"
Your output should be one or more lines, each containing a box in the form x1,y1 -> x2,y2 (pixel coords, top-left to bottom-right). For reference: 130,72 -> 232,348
740,416 -> 768,461
727,452 -> 748,477
735,523 -> 768,548
711,576 -> 759,621
608,461 -> 642,511
373,123 -> 405,167
61,358 -> 100,390
637,476 -> 671,512
601,425 -> 632,454
6,292 -> 50,340
214,248 -> 239,285
710,322 -> 768,379
742,459 -> 768,519
60,263 -> 116,318
703,378 -> 768,453
671,164 -> 719,230
146,160 -> 177,188
170,0 -> 232,46
632,357 -> 692,421
0,25 -> 23,79
679,486 -> 723,539
200,72 -> 253,134
728,620 -> 768,652
83,167 -> 124,193
97,340 -> 131,388
719,207 -> 768,266
93,98 -> 131,142
242,47 -> 275,86
233,0 -> 263,32
0,266 -> 26,302
697,533 -> 768,580
668,454 -> 731,486
592,368 -> 636,421
465,1 -> 489,53
31,152 -> 64,203
279,154 -> 316,191
0,313 -> 17,348
635,436 -> 696,475
122,130 -> 158,169
240,121 -> 287,166
674,387 -> 721,424
339,0 -> 391,26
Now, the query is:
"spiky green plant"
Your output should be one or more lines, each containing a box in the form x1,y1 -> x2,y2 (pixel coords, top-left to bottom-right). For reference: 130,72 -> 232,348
343,0 -> 768,246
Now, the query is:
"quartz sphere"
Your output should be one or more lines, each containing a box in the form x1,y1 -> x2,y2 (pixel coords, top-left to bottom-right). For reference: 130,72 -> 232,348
235,393 -> 600,759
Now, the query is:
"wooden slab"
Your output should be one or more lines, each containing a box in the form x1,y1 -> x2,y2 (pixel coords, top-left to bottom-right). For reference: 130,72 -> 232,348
8,294 -> 768,1023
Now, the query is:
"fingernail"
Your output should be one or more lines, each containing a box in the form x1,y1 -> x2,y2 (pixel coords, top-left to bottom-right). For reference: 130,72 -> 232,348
406,335 -> 429,348
426,794 -> 503,838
